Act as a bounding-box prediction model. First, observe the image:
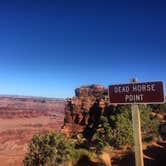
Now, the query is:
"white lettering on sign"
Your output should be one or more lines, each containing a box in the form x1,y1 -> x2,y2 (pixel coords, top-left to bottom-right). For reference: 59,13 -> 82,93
114,86 -> 130,93
132,84 -> 156,92
125,94 -> 143,102
114,84 -> 156,94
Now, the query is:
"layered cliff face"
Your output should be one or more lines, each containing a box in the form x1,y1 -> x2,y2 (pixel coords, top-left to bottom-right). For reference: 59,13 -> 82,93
0,96 -> 64,119
62,84 -> 109,136
0,96 -> 65,166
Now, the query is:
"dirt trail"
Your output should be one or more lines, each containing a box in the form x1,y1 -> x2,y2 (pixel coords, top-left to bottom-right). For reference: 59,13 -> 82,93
113,141 -> 166,166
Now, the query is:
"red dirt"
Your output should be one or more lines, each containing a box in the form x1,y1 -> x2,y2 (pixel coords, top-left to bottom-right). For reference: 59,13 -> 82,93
111,141 -> 166,166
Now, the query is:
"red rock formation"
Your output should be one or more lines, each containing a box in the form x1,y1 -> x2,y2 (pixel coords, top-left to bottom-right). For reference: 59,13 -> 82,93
75,84 -> 107,98
62,84 -> 109,136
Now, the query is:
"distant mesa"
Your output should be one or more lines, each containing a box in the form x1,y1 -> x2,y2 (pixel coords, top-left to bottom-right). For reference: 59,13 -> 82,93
0,95 -> 65,119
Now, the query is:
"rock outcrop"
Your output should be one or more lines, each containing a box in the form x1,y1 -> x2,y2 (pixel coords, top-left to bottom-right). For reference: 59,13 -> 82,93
62,84 -> 109,136
75,84 -> 107,98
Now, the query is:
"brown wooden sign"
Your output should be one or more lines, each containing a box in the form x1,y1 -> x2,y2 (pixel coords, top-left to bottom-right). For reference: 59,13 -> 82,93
109,81 -> 165,104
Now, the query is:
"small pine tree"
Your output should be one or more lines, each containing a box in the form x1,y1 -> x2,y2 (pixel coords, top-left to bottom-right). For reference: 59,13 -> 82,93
23,132 -> 74,166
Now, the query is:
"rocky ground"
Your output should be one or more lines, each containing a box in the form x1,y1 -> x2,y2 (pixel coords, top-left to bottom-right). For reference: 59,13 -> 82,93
111,140 -> 166,166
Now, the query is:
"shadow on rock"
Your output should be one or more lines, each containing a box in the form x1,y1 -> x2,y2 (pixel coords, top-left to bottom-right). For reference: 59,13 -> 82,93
144,141 -> 166,166
112,142 -> 166,166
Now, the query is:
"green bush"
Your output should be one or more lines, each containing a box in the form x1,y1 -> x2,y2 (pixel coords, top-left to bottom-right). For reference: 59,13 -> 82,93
158,103 -> 166,113
139,105 -> 159,141
89,105 -> 133,149
23,132 -> 74,166
109,105 -> 159,147
109,105 -> 133,148
88,104 -> 159,149
92,116 -> 113,151
149,103 -> 166,113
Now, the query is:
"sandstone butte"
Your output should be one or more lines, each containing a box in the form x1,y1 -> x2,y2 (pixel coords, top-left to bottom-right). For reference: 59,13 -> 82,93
62,84 -> 109,136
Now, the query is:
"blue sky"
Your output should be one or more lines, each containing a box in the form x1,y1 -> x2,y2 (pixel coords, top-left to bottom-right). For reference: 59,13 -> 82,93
0,0 -> 165,98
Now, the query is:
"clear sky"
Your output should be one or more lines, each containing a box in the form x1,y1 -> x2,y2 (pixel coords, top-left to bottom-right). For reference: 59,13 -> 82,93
0,0 -> 165,98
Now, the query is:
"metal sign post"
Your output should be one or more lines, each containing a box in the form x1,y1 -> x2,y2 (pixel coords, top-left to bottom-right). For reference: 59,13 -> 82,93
131,78 -> 144,166
131,104 -> 144,166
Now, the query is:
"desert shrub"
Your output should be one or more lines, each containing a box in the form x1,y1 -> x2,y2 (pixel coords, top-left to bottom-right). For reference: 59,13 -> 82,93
86,104 -> 159,150
158,103 -> 166,113
92,116 -> 113,151
87,105 -> 133,150
109,105 -> 159,147
23,132 -> 74,166
160,102 -> 166,110
139,105 -> 159,141
149,103 -> 166,113
109,105 -> 133,148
